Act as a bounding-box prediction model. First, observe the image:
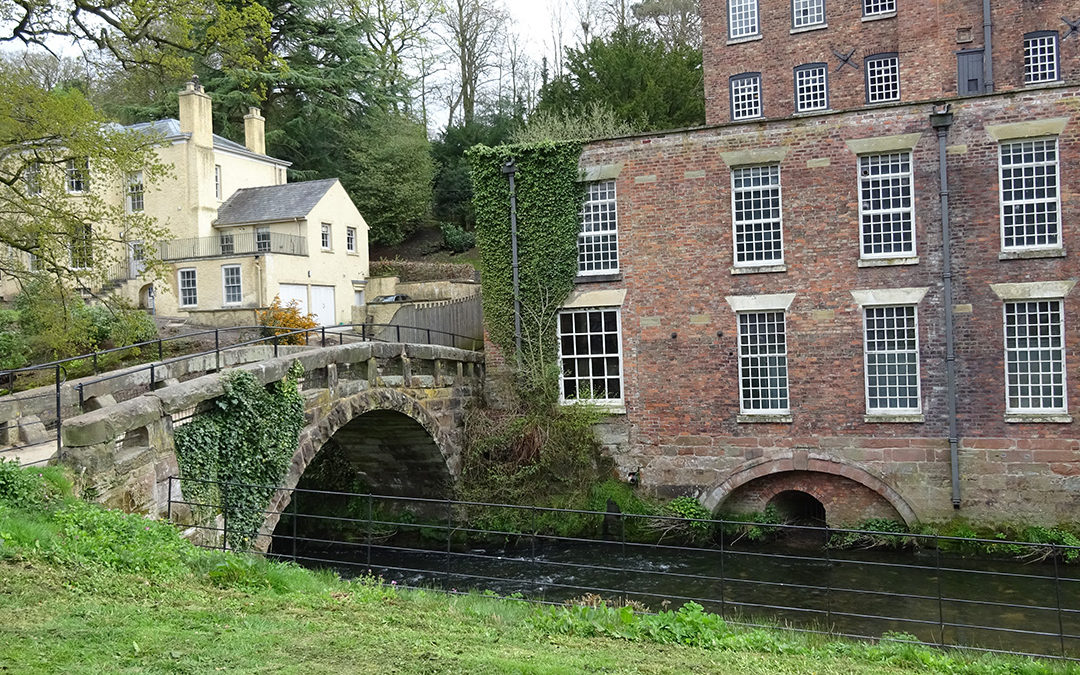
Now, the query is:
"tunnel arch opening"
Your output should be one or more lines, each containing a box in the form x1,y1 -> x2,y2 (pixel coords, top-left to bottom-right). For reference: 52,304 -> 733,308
767,490 -> 827,526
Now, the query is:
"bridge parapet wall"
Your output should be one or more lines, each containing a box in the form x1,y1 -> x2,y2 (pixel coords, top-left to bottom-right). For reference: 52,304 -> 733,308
58,342 -> 483,517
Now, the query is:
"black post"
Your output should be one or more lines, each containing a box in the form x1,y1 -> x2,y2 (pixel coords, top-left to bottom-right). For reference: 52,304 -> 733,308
824,535 -> 833,629
321,326 -> 326,347
620,513 -> 628,606
92,351 -> 98,374
167,476 -> 173,522
719,519 -> 726,619
214,329 -> 220,371
77,383 -> 84,408
936,537 -> 945,647
427,328 -> 432,345
1054,545 -> 1066,658
444,499 -> 453,588
273,334 -> 279,358
396,325 -> 401,343
292,489 -> 299,563
501,160 -> 522,360
221,488 -> 228,551
157,338 -> 163,361
365,494 -> 373,570
150,363 -> 155,388
54,364 -> 62,456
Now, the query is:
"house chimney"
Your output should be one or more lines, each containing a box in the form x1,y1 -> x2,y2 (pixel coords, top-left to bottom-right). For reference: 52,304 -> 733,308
244,107 -> 266,155
178,78 -> 213,148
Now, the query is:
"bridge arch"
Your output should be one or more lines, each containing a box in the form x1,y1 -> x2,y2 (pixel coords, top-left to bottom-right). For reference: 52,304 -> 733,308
701,454 -> 917,527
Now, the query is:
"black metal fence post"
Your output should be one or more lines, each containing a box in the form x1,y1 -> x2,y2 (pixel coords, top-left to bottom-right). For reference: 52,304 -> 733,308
157,338 -> 163,361
936,537 -> 946,647
825,535 -> 833,629
214,329 -> 220,371
365,494 -> 373,570
92,351 -> 98,374
167,476 -> 174,522
221,488 -> 228,551
1054,545 -> 1066,658
719,519 -> 726,620
444,499 -> 453,588
396,325 -> 401,343
54,364 -> 62,455
273,334 -> 279,358
149,363 -> 156,389
321,326 -> 326,347
620,513 -> 628,606
292,489 -> 299,563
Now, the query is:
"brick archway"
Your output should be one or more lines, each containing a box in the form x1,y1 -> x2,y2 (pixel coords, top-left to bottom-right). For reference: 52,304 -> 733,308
701,453 -> 918,526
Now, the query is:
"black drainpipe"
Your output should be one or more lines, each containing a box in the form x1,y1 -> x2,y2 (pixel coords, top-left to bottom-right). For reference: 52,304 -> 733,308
930,104 -> 961,510
982,0 -> 994,92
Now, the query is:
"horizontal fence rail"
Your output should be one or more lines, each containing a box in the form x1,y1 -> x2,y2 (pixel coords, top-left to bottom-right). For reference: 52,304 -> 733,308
167,477 -> 1080,663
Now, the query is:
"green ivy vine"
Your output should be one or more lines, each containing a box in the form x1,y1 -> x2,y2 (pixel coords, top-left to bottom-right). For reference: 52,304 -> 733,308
468,141 -> 584,367
174,362 -> 305,551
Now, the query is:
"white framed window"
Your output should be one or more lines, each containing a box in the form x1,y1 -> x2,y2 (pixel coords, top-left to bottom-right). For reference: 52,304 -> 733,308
738,311 -> 789,413
24,162 -> 41,196
863,305 -> 921,413
66,158 -> 89,193
1004,299 -> 1066,413
70,223 -> 93,269
794,63 -> 828,112
858,152 -> 914,258
346,226 -> 357,253
999,138 -> 1060,251
179,268 -> 197,307
321,223 -> 331,250
256,226 -> 271,253
732,164 -> 783,266
865,54 -> 900,103
730,73 -> 762,120
792,0 -> 824,27
578,180 -> 619,275
219,233 -> 234,255
1024,32 -> 1059,84
558,307 -> 623,404
729,0 -> 759,39
863,0 -> 895,17
214,165 -> 222,200
126,172 -> 144,212
222,265 -> 242,305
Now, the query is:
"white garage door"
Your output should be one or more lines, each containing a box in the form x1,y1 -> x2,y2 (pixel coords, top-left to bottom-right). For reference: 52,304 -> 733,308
278,284 -> 308,314
310,285 -> 336,325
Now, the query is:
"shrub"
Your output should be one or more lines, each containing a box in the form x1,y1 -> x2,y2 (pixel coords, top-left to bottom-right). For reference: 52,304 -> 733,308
258,295 -> 318,344
0,460 -> 70,509
440,222 -> 476,253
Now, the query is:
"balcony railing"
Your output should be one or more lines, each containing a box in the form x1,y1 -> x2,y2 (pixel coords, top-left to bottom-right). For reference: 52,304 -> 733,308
159,232 -> 308,261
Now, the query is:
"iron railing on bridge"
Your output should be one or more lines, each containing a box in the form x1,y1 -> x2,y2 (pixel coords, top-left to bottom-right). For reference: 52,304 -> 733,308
0,323 -> 481,467
167,476 -> 1080,664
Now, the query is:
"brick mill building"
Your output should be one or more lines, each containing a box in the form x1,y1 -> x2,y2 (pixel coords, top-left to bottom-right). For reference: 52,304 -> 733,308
555,0 -> 1079,525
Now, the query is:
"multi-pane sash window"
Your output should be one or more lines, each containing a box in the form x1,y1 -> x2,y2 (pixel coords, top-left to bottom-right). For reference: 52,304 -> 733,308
730,73 -> 762,120
219,233 -> 234,255
1004,299 -> 1066,413
794,63 -> 828,112
256,226 -> 271,253
578,180 -> 619,275
346,226 -> 357,253
66,158 -> 89,193
863,306 -> 920,412
863,0 -> 895,16
321,223 -> 331,250
738,311 -> 789,413
558,308 -> 623,403
865,54 -> 900,103
859,152 -> 914,258
70,223 -> 93,269
222,265 -> 242,305
729,0 -> 759,38
24,162 -> 41,196
127,172 -> 144,212
1024,32 -> 1059,84
999,138 -> 1060,250
179,268 -> 197,307
792,0 -> 824,27
732,165 -> 783,265
214,165 -> 222,199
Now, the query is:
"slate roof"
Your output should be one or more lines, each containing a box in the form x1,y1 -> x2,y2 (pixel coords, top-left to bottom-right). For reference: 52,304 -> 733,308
123,119 -> 291,167
214,178 -> 339,226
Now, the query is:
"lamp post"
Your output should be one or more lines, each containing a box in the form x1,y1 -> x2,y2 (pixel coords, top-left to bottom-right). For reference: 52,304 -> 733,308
501,159 -> 522,360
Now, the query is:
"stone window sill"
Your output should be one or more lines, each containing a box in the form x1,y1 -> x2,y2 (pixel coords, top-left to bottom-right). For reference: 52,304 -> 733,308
998,248 -> 1066,260
1005,413 -> 1073,424
561,400 -> 626,415
864,413 -> 924,423
726,34 -> 763,46
575,272 -> 622,284
858,256 -> 919,268
737,413 -> 793,424
731,264 -> 786,275
861,11 -> 896,22
790,23 -> 827,35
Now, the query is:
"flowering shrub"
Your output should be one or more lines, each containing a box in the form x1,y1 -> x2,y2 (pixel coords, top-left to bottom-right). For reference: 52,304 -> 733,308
258,295 -> 318,345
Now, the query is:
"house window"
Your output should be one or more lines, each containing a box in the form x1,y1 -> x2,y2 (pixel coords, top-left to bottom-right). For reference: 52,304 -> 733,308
792,0 -> 824,28
794,63 -> 828,112
66,158 -> 89,193
1024,32 -> 1059,84
558,308 -> 623,403
179,268 -> 197,307
1004,299 -> 1066,413
578,180 -> 619,275
730,73 -> 762,120
863,305 -> 921,413
865,54 -> 900,103
70,223 -> 93,269
222,265 -> 242,305
728,0 -> 759,39
214,165 -> 222,200
127,172 -> 144,212
738,311 -> 789,413
354,290 -> 365,306
346,226 -> 357,253
859,152 -> 914,258
219,233 -> 234,255
863,0 -> 895,17
732,164 -> 783,266
321,223 -> 331,250
256,226 -> 271,253
24,162 -> 41,196
999,138 -> 1060,250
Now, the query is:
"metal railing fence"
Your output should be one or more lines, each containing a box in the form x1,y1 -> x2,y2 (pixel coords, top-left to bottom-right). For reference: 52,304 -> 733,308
159,232 -> 307,261
168,476 -> 1080,663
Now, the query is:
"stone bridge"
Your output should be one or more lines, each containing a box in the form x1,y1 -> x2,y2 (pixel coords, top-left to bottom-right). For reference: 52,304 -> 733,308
4,341 -> 482,533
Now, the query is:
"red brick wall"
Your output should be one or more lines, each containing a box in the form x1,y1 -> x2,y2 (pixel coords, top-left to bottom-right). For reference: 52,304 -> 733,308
701,0 -> 1080,125
723,470 -> 904,525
